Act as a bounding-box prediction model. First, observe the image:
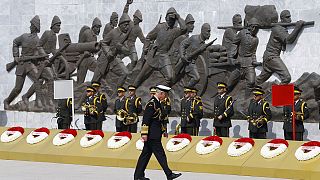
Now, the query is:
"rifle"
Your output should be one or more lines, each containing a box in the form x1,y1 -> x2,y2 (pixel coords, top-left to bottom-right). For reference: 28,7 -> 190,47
271,21 -> 314,27
176,38 -> 217,74
217,26 -> 244,30
6,54 -> 48,72
36,43 -> 71,79
158,15 -> 162,24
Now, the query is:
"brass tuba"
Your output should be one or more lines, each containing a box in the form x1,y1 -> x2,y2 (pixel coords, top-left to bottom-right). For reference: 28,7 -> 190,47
123,113 -> 138,125
116,109 -> 128,121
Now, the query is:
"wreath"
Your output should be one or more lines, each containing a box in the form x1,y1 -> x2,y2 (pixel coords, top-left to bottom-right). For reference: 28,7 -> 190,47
26,127 -> 50,145
260,139 -> 289,159
107,131 -> 132,149
227,138 -> 255,157
1,126 -> 24,143
53,129 -> 77,146
295,141 -> 320,161
80,130 -> 104,148
166,133 -> 192,152
196,136 -> 223,155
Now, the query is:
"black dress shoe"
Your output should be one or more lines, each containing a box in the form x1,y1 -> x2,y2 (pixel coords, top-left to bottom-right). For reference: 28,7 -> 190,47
167,173 -> 182,180
136,177 -> 150,180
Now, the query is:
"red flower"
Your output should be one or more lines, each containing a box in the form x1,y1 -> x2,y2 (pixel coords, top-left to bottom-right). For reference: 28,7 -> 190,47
173,133 -> 192,142
60,129 -> 77,137
302,141 -> 320,147
7,126 -> 24,134
235,138 -> 255,146
88,130 -> 104,138
115,131 -> 132,139
34,127 -> 50,135
268,139 -> 289,147
202,136 -> 223,145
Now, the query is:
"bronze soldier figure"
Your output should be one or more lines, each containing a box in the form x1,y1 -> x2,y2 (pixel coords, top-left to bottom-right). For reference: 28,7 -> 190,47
114,86 -> 127,132
134,85 -> 182,180
92,81 -> 107,130
169,14 -> 195,66
177,23 -> 211,87
133,7 -> 186,87
81,86 -> 102,130
103,12 -> 118,40
123,85 -> 142,133
283,86 -> 309,141
22,16 -> 62,109
213,82 -> 234,137
92,13 -> 131,87
256,10 -> 305,85
222,14 -> 242,60
77,17 -> 101,84
247,86 -> 272,139
4,15 -> 43,109
56,98 -> 72,129
227,18 -> 261,95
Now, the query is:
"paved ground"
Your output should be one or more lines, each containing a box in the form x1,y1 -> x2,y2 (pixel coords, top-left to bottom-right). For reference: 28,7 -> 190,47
0,160 -> 285,180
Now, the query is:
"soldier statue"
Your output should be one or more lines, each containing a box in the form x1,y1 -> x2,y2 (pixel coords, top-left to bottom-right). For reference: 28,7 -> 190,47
56,98 -> 73,129
227,18 -> 261,95
123,85 -> 142,133
213,82 -> 234,137
92,81 -> 108,130
22,16 -> 62,110
92,13 -> 131,88
103,12 -> 118,40
134,85 -> 182,180
77,17 -> 101,84
222,14 -> 242,60
81,86 -> 103,130
283,86 -> 309,141
114,86 -> 127,132
256,10 -> 305,85
247,86 -> 272,139
4,15 -> 43,109
176,23 -> 211,87
133,7 -> 186,87
169,14 -> 195,67
120,0 -> 146,71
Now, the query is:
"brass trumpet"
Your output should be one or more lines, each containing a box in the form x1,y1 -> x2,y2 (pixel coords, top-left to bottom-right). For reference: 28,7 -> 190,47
123,113 -> 138,125
116,109 -> 128,121
249,116 -> 266,128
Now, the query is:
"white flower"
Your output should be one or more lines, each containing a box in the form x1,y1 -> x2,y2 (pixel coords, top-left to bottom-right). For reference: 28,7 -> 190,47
53,133 -> 75,146
227,142 -> 253,157
196,140 -> 221,155
295,146 -> 320,161
107,136 -> 130,149
80,134 -> 103,148
136,138 -> 144,151
26,131 -> 49,145
260,143 -> 288,159
1,130 -> 23,143
166,138 -> 190,152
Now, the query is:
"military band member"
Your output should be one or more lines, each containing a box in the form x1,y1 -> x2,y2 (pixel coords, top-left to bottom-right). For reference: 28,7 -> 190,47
180,87 -> 191,134
92,81 -> 107,130
124,85 -> 142,133
213,82 -> 234,137
82,86 -> 102,130
247,86 -> 272,139
161,96 -> 171,134
56,98 -> 72,129
134,85 -> 182,180
283,86 -> 309,141
190,87 -> 203,135
114,87 -> 127,132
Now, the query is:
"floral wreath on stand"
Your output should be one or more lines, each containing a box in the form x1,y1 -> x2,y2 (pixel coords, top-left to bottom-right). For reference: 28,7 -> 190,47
166,133 -> 192,152
107,131 -> 132,149
53,129 -> 77,146
227,138 -> 255,157
1,126 -> 25,143
260,139 -> 289,159
80,130 -> 104,148
26,127 -> 50,145
196,136 -> 223,155
295,141 -> 320,161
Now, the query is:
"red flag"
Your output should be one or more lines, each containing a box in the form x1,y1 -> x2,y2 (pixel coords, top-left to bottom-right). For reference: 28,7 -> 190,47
272,84 -> 294,106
